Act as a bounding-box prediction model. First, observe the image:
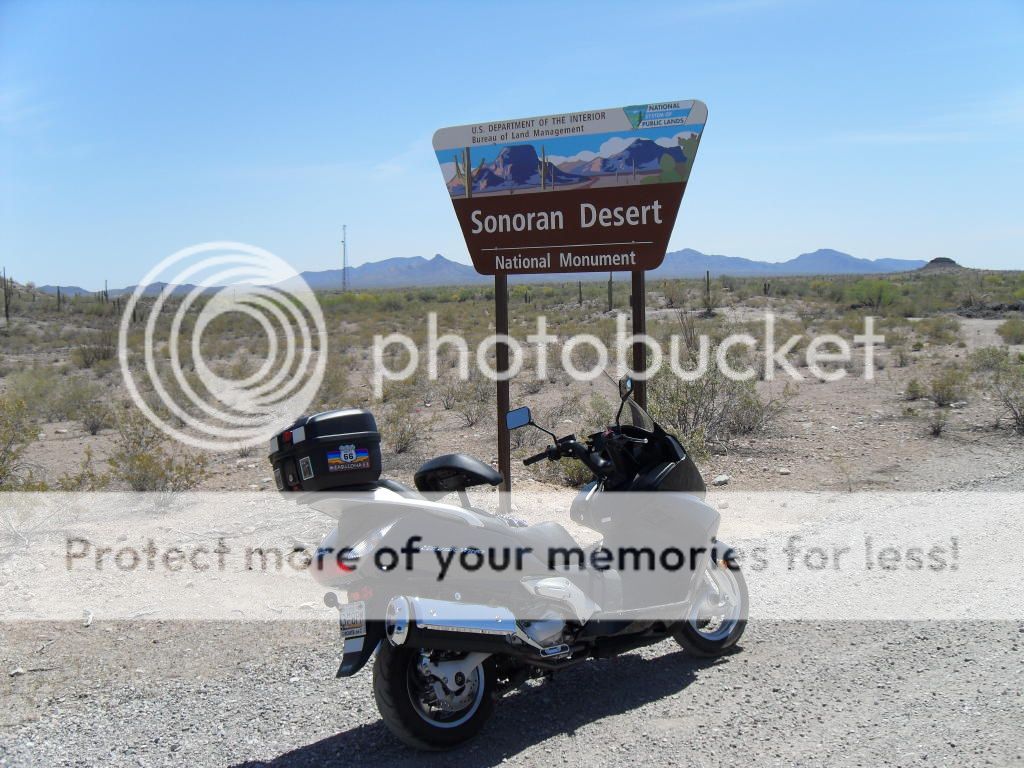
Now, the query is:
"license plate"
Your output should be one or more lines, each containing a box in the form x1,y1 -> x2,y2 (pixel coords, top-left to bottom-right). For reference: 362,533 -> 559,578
338,600 -> 366,638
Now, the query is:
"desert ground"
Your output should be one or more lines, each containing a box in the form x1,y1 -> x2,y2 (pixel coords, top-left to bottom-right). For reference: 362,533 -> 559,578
2,265 -> 1023,765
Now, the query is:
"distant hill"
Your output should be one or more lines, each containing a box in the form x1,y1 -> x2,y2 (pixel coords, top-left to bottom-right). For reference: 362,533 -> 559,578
919,257 -> 963,272
38,284 -> 92,297
35,248 -> 931,295
651,248 -> 926,278
596,137 -> 686,174
289,254 -> 482,291
39,281 -> 205,298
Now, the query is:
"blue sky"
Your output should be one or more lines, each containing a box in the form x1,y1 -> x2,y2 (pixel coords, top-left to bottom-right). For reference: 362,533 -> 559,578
1,0 -> 1021,289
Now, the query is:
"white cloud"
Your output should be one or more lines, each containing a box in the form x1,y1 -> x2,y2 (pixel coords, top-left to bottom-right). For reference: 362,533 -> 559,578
655,129 -> 700,148
597,136 -> 637,158
549,137 -> 639,166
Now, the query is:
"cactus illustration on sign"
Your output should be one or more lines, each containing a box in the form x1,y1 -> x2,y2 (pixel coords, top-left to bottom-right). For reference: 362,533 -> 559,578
452,148 -> 474,198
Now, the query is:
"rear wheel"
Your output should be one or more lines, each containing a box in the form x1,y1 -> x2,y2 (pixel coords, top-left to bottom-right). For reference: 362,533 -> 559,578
673,563 -> 747,656
372,644 -> 496,750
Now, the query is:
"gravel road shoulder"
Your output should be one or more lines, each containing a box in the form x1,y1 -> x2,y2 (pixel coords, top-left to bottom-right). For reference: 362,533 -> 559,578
2,620 -> 1021,766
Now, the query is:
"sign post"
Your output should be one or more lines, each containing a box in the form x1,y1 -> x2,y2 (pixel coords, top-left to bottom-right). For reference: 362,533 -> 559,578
434,100 -> 707,491
494,273 -> 511,494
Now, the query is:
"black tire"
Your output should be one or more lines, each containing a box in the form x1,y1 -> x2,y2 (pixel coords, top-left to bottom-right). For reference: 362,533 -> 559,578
673,565 -> 748,657
372,644 -> 496,750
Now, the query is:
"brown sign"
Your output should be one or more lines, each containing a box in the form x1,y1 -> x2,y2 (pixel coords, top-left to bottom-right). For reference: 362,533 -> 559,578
433,100 -> 706,275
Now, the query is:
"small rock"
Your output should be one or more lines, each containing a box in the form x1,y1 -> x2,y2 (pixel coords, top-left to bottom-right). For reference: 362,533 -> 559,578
712,474 -> 731,486
55,428 -> 68,434
778,467 -> 792,476
9,667 -> 26,677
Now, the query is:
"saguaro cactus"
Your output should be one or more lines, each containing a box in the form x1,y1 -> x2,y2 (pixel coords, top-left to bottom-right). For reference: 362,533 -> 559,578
2,268 -> 10,324
452,147 -> 474,198
538,146 -> 552,191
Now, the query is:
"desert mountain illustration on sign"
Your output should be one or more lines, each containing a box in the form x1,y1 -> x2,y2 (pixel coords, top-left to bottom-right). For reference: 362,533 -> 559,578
443,136 -> 701,197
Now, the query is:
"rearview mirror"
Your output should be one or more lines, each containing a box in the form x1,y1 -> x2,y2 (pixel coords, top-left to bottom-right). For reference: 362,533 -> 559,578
618,376 -> 634,400
505,406 -> 532,431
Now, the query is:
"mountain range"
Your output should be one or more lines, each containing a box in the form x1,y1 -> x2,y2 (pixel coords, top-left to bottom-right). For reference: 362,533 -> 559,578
447,137 -> 694,195
279,248 -> 926,291
37,248 -> 928,296
559,137 -> 687,176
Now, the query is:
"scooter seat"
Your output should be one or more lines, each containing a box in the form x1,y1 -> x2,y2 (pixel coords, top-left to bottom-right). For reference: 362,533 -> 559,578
518,521 -> 579,554
414,453 -> 503,493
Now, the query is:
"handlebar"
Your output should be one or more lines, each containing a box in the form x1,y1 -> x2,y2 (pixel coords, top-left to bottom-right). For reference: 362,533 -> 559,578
523,449 -> 551,466
521,437 -> 613,475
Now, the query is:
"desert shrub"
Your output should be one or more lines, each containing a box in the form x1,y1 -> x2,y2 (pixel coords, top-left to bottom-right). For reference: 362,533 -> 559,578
927,408 -> 948,437
438,380 -> 459,411
71,329 -> 116,369
509,420 -> 538,450
55,447 -> 110,491
7,367 -> 103,421
6,367 -> 56,416
988,364 -> 1024,435
379,401 -> 427,454
904,378 -> 927,401
55,377 -> 103,420
519,375 -> 545,396
108,407 -> 208,491
916,316 -> 961,346
848,279 -> 899,310
929,367 -> 969,407
996,317 -> 1024,345
727,383 -> 792,435
313,360 -> 349,411
969,346 -> 1011,374
0,398 -> 36,490
648,366 -> 784,459
379,379 -> 417,405
455,378 -> 493,427
555,458 -> 595,487
80,401 -> 112,435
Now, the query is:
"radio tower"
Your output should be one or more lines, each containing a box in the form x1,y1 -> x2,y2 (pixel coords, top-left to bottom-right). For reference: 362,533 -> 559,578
341,224 -> 348,292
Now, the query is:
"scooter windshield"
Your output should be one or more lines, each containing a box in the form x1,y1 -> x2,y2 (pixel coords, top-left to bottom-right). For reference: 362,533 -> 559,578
621,397 -> 656,433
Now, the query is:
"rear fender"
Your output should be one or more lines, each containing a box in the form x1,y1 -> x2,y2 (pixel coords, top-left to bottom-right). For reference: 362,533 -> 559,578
336,620 -> 384,677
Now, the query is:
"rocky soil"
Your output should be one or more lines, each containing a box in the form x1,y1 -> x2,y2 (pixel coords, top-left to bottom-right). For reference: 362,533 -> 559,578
2,621 -> 1021,767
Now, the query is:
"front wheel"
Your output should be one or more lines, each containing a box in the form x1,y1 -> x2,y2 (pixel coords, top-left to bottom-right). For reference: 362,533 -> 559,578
372,644 -> 496,750
673,562 -> 748,657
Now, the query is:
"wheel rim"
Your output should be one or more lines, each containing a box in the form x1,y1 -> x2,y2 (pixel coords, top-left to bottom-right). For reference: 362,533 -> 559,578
406,652 -> 485,729
688,564 -> 743,642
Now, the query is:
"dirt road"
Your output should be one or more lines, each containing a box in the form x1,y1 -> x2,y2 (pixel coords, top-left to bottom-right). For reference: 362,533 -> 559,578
1,620 -> 1021,767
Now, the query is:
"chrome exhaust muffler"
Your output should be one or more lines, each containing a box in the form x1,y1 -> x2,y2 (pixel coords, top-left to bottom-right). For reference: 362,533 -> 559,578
385,596 -> 520,650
